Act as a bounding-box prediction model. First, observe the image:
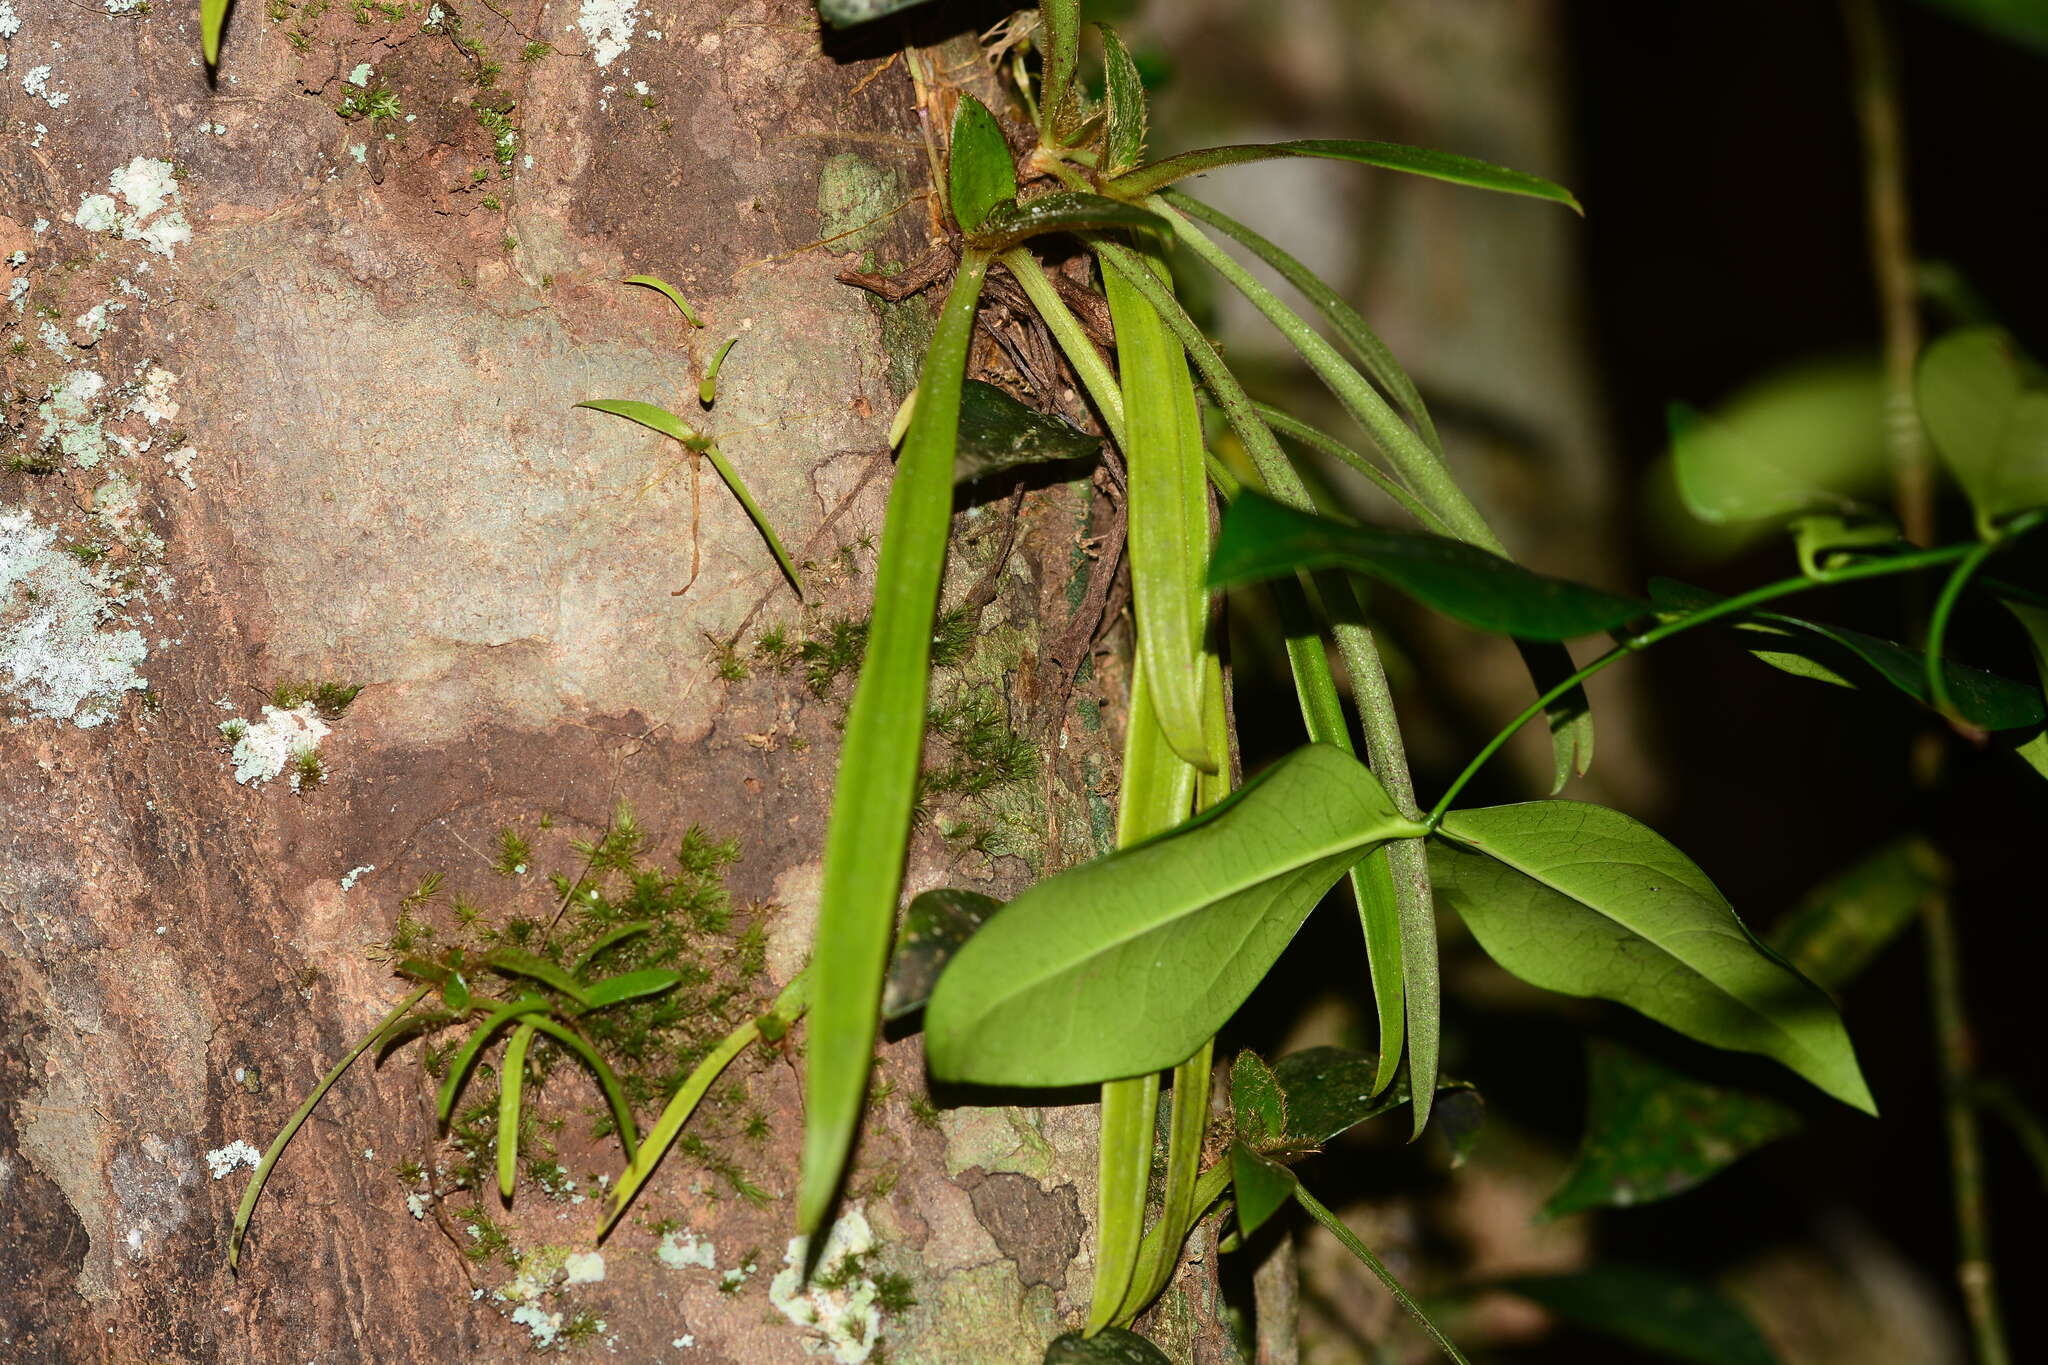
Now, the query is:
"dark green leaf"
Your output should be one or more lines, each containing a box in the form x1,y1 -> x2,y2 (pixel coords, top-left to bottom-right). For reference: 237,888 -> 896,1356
1916,0 -> 2048,50
882,888 -> 1002,1019
437,997 -> 549,1126
1918,327 -> 2048,531
949,95 -> 1017,235
1229,1050 -> 1289,1149
970,192 -> 1168,250
1543,1040 -> 1802,1220
1039,0 -> 1085,147
1434,1086 -> 1486,1167
1100,25 -> 1148,174
1107,138 -> 1581,212
1230,1141 -> 1298,1241
1043,1327 -> 1175,1365
1649,578 -> 2044,732
1666,363 -> 1886,525
1497,1266 -> 1781,1365
1212,493 -> 1643,641
484,948 -> 590,1005
1432,802 -> 1876,1114
579,969 -> 683,1010
816,0 -> 939,28
925,744 -> 1425,1087
1265,1045 -> 1479,1153
1771,838 -> 1940,992
952,380 -> 1099,483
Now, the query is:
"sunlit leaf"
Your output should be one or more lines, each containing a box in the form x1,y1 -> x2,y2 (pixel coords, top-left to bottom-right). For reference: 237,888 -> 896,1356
623,274 -> 704,328
201,0 -> 231,66
1108,138 -> 1581,211
1543,1040 -> 1802,1220
1649,578 -> 2044,732
1212,492 -> 1643,640
1432,802 -> 1876,1113
498,1022 -> 535,1198
579,969 -> 684,1011
949,95 -> 1017,235
881,888 -> 1001,1019
925,743 -> 1426,1086
1497,1266 -> 1781,1365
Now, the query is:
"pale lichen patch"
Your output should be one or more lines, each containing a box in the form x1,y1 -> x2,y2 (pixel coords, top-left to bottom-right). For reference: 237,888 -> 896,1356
769,1204 -> 885,1364
73,158 -> 192,260
219,703 -> 330,788
204,1140 -> 262,1179
0,506 -> 149,727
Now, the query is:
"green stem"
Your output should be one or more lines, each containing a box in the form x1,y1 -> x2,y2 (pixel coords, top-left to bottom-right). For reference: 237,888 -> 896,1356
1000,248 -> 1127,447
1293,1184 -> 1471,1365
1925,539 -> 2000,720
1254,403 -> 1450,535
229,984 -> 433,1269
1427,544 -> 1977,826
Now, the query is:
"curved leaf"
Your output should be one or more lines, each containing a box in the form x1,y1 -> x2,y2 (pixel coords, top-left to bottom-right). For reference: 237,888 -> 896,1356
1667,362 -> 1886,525
954,380 -> 1100,483
925,743 -> 1425,1087
570,920 -> 655,974
484,948 -> 590,1005
1089,1072 -> 1160,1332
1213,492 -> 1643,640
1107,138 -> 1581,212
525,1015 -> 642,1161
437,997 -> 549,1126
1099,24 -> 1148,174
970,192 -> 1169,250
579,968 -> 684,1011
1648,578 -> 2044,731
1432,802 -> 1876,1114
497,1022 -> 535,1198
801,251 -> 993,1233
622,274 -> 704,328
201,0 -> 231,66
949,95 -> 1016,235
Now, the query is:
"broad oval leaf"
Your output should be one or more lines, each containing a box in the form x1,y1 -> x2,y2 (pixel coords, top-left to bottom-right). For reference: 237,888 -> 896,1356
1918,327 -> 2048,531
1497,1266 -> 1782,1365
1212,492 -> 1643,641
1543,1039 -> 1802,1220
1099,24 -> 1149,174
1229,1049 -> 1289,1149
1261,1045 -> 1480,1155
1107,138 -> 1582,212
579,968 -> 684,1011
1667,361 -> 1887,525
1649,578 -> 2045,732
1043,1328 -> 1174,1365
924,743 -> 1426,1087
1432,802 -> 1876,1114
954,380 -> 1100,482
1230,1141 -> 1298,1241
968,192 -> 1168,250
949,95 -> 1017,236
881,887 -> 1002,1019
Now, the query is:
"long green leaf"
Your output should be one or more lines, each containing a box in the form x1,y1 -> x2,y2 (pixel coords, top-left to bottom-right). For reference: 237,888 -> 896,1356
437,997 -> 547,1127
575,400 -> 805,598
799,249 -> 993,1234
229,985 -> 432,1269
970,193 -> 1169,251
1122,1028 -> 1215,1316
1103,247 -> 1216,771
1431,802 -> 1876,1113
949,95 -> 1017,235
1170,194 -> 1442,456
1214,492 -> 1643,640
623,274 -> 705,328
1039,0 -> 1084,146
1108,138 -> 1581,212
1294,1183 -> 1472,1364
485,948 -> 591,1005
525,1015 -> 641,1162
926,743 -> 1425,1086
579,969 -> 684,1011
605,973 -> 806,1235
201,0 -> 231,65
497,1023 -> 535,1198
1099,24 -> 1148,174
1089,1072 -> 1160,1333
570,921 -> 655,974
1255,404 -> 1447,533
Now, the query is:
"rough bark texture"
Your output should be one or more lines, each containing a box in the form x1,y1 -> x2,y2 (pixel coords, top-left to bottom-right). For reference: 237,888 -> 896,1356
0,3 -> 1228,1361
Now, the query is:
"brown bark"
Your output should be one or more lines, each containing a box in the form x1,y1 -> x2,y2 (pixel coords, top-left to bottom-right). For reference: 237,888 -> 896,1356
0,3 -> 1225,1361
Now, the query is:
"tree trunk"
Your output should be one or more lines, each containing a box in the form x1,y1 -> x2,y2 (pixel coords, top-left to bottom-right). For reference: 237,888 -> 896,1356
1,4 -> 1225,1360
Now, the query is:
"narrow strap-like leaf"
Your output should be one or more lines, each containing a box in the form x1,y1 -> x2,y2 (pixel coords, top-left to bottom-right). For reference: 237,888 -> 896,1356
1172,193 -> 1443,457
569,920 -> 655,975
605,972 -> 807,1235
484,948 -> 591,1005
1038,0 -> 1084,146
1294,1183 -> 1473,1364
525,1015 -> 644,1161
1108,138 -> 1581,213
969,193 -> 1169,251
799,250 -> 993,1235
1123,1038 -> 1214,1316
201,0 -> 231,65
623,274 -> 704,327
701,443 -> 806,598
1255,403 -> 1447,533
437,997 -> 548,1127
230,984 -> 433,1269
578,968 -> 684,1011
1088,1071 -> 1160,1333
497,1022 -> 535,1198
